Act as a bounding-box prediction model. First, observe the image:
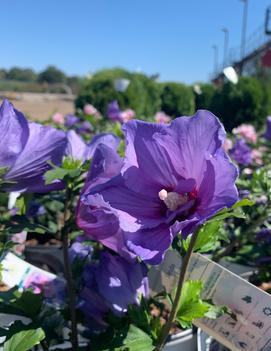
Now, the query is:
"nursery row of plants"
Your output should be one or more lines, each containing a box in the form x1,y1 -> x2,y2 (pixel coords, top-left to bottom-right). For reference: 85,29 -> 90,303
0,97 -> 271,350
76,68 -> 271,132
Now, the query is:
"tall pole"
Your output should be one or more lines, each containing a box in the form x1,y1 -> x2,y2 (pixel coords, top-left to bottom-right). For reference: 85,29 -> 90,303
222,28 -> 229,67
212,45 -> 219,76
240,0 -> 248,60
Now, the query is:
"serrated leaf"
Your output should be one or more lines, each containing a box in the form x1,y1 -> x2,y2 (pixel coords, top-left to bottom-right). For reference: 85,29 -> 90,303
176,280 -> 209,328
3,328 -> 45,351
120,325 -> 153,351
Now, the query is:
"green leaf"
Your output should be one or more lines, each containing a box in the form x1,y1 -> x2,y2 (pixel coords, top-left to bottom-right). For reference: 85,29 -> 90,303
44,167 -> 68,184
3,328 -> 45,351
204,304 -> 228,319
231,198 -> 254,209
176,280 -> 209,328
183,221 -> 226,253
120,325 -> 153,351
0,290 -> 43,320
11,291 -> 43,319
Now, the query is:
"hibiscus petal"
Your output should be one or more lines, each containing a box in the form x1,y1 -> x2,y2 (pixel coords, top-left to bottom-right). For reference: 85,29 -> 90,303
0,99 -> 29,168
4,122 -> 67,192
124,224 -> 173,264
85,133 -> 120,160
66,130 -> 87,161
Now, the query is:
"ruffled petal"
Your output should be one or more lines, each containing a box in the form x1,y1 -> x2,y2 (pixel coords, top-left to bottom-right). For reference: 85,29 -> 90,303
0,99 -> 29,168
85,133 -> 120,160
4,122 -> 67,192
66,130 -> 87,161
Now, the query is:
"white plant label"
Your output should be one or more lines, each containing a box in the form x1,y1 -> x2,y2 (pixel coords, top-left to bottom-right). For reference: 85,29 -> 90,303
1,252 -> 58,290
149,251 -> 271,351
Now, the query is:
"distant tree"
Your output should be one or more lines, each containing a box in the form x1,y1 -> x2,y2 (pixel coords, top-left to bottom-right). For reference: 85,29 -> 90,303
6,67 -> 37,82
0,69 -> 7,80
38,65 -> 67,84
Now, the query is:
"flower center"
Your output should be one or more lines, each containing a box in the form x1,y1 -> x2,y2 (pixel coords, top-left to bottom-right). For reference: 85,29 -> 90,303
158,189 -> 188,211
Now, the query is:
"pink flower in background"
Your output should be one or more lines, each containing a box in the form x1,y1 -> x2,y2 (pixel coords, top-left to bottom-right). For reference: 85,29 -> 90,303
52,112 -> 65,125
120,109 -> 135,123
11,231 -> 27,256
155,111 -> 171,124
83,104 -> 101,118
232,124 -> 257,143
223,138 -> 233,152
252,149 -> 263,165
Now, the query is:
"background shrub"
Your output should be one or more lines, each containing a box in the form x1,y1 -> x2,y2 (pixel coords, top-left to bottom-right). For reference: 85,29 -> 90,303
210,77 -> 268,131
160,82 -> 195,117
75,68 -> 161,118
194,83 -> 216,110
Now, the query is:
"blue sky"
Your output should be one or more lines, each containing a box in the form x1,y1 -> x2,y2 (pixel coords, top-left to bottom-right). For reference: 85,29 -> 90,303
1,0 -> 270,83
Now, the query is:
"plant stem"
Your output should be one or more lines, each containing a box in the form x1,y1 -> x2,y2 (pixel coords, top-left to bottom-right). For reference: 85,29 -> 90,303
155,229 -> 200,351
40,339 -> 49,351
62,187 -> 78,350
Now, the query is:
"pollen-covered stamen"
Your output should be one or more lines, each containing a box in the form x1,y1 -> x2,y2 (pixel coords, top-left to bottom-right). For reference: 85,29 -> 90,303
158,189 -> 188,211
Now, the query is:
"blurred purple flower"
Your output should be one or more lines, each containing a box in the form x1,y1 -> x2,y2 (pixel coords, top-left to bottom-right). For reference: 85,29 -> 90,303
107,101 -> 135,123
80,251 -> 149,331
0,100 -> 67,193
69,242 -> 93,263
263,116 -> 271,140
107,100 -> 122,122
65,114 -> 79,128
77,110 -> 238,264
76,121 -> 93,135
256,228 -> 271,244
230,139 -> 252,166
26,201 -> 46,217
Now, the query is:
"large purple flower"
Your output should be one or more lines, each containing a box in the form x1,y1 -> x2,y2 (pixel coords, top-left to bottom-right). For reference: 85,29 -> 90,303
229,138 -> 252,166
80,251 -> 149,330
0,100 -> 67,192
77,110 -> 238,264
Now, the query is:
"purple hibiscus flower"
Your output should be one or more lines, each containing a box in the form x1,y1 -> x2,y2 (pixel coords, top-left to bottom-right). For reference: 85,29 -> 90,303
65,114 -> 79,128
80,251 -> 149,331
77,110 -> 238,264
66,130 -> 120,162
107,100 -> 122,122
263,116 -> 271,140
76,121 -> 93,135
69,242 -> 93,262
0,100 -> 67,193
229,138 -> 252,166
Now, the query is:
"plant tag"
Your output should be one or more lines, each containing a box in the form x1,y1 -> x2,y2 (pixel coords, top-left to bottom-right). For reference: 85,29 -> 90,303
1,251 -> 58,290
148,251 -> 271,351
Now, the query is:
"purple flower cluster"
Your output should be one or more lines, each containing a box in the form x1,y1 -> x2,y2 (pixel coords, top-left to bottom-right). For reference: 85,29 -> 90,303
77,110 -> 238,264
107,101 -> 135,123
230,139 -> 252,166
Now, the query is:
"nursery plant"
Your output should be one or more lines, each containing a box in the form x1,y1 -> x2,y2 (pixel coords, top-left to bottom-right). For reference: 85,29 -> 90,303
0,99 -> 254,351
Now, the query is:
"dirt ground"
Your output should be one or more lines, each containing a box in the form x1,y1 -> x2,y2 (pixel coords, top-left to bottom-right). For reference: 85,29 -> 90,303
0,92 -> 75,121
